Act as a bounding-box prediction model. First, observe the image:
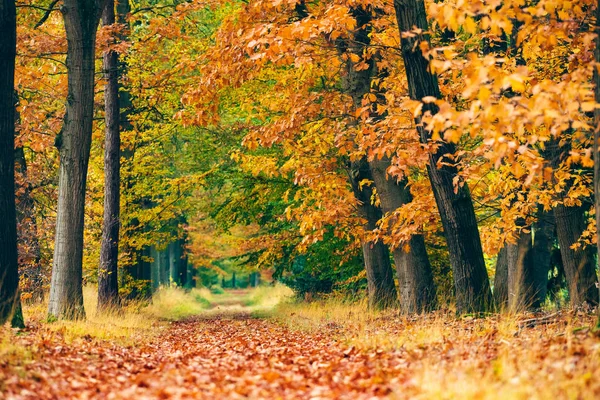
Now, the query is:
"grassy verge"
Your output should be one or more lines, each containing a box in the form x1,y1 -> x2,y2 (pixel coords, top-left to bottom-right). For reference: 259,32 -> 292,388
269,297 -> 600,399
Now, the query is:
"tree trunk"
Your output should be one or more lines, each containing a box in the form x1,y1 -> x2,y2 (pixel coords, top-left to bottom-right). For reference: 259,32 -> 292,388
554,204 -> 599,306
594,0 -> 600,326
370,159 -> 436,313
350,159 -> 398,309
530,208 -> 554,307
494,246 -> 508,310
150,246 -> 160,292
393,0 -> 493,313
506,224 -> 535,311
48,0 -> 105,320
15,110 -> 44,303
0,0 -> 24,327
98,0 -> 121,311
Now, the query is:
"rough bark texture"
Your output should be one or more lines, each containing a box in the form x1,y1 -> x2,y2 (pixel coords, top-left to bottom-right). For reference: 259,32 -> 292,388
0,0 -> 24,327
506,225 -> 535,311
98,0 -> 121,311
48,0 -> 105,320
338,6 -> 434,311
554,204 -> 599,306
370,159 -> 436,313
351,160 -> 398,309
494,246 -> 508,310
530,208 -> 554,307
393,0 -> 493,313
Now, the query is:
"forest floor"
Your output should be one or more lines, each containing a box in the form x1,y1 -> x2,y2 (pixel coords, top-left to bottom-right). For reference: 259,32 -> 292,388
1,288 -> 600,399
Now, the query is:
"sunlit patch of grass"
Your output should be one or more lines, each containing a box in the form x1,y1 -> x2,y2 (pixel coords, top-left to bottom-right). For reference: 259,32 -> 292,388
272,298 -> 600,399
22,286 -> 158,345
245,284 -> 294,309
142,286 -> 212,321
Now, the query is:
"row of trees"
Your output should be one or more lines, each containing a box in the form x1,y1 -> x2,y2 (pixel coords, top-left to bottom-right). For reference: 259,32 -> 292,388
182,0 -> 600,313
2,0 -> 600,326
1,0 -> 215,324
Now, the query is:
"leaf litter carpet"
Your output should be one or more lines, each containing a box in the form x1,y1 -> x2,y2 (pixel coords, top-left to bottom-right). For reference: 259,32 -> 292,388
3,315 -> 403,399
2,312 -> 600,399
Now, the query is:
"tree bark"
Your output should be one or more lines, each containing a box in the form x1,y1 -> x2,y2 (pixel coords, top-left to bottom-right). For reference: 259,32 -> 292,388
48,0 -> 105,320
370,159 -> 436,313
594,0 -> 600,325
0,0 -> 24,327
350,159 -> 398,309
393,0 -> 493,313
554,204 -> 599,306
506,224 -> 535,311
494,246 -> 508,310
337,6 -> 432,310
530,208 -> 554,307
98,0 -> 121,311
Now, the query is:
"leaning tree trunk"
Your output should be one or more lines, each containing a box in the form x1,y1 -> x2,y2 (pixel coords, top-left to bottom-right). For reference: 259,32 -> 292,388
370,159 -> 436,313
48,0 -> 105,320
98,0 -> 121,311
351,159 -> 398,309
393,0 -> 493,313
0,0 -> 24,328
337,6 -> 433,311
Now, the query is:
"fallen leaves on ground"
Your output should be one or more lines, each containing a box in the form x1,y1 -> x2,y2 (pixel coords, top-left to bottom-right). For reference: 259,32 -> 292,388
1,311 -> 599,399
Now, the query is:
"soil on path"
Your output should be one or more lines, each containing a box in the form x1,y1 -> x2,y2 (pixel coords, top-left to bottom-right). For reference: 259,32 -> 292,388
2,314 -> 405,399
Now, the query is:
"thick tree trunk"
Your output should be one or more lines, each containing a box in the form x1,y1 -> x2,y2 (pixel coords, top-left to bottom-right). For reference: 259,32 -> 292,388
337,6 -> 432,310
351,159 -> 398,309
370,159 -> 436,313
494,246 -> 508,310
393,0 -> 493,313
48,0 -> 105,320
0,0 -> 24,327
554,204 -> 599,306
98,0 -> 121,311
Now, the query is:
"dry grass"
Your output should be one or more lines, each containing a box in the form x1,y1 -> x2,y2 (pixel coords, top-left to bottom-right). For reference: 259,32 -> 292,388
21,286 -> 159,345
271,298 -> 600,400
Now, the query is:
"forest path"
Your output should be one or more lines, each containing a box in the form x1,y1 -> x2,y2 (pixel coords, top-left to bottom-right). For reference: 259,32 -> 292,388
3,313 -> 404,399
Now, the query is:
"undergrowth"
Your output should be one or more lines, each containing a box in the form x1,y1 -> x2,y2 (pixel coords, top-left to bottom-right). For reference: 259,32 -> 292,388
269,297 -> 600,400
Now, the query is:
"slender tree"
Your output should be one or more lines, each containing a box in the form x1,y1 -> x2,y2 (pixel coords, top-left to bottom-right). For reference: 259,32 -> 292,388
393,0 -> 493,313
98,0 -> 121,311
494,246 -> 508,310
0,0 -> 24,327
595,0 -> 600,324
48,0 -> 106,319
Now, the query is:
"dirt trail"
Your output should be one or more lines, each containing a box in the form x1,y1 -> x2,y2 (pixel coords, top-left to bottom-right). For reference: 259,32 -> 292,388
3,314 -> 405,399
